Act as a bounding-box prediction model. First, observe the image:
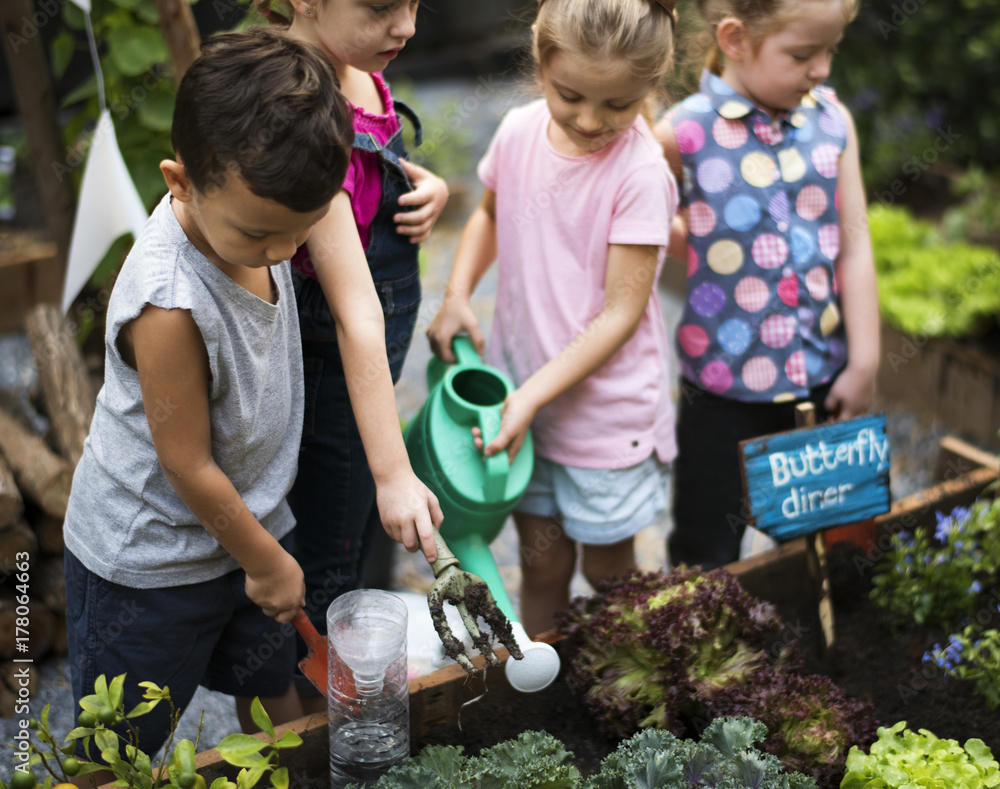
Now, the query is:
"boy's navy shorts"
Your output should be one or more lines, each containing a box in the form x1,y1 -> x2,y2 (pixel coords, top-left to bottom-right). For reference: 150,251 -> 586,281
64,535 -> 297,757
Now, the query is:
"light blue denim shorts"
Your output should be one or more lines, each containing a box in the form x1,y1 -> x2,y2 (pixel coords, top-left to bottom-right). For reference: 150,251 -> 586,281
515,454 -> 670,545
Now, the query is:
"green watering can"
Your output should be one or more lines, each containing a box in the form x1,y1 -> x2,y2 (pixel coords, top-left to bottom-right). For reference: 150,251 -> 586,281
404,336 -> 560,692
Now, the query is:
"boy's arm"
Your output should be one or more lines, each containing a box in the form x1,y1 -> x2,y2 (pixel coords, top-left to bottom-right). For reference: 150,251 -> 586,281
826,102 -> 880,420
127,305 -> 304,623
426,188 -> 498,362
482,242 -> 660,461
306,190 -> 443,561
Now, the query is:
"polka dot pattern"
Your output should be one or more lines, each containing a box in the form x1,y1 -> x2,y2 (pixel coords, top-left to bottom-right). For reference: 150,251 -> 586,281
741,152 -> 777,188
670,71 -> 848,402
734,276 -> 769,312
819,224 -> 840,260
751,234 -> 788,269
678,324 -> 710,357
811,144 -> 840,178
707,239 -> 745,275
713,117 -> 748,149
806,266 -> 830,300
742,356 -> 778,392
698,158 -> 734,193
796,185 -> 828,220
724,195 -> 761,232
689,202 -> 717,236
690,282 -> 726,317
719,318 -> 752,355
675,120 -> 706,154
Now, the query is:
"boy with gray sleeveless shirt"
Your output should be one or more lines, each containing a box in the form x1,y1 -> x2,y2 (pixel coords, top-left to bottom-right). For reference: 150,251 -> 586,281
63,28 -> 353,757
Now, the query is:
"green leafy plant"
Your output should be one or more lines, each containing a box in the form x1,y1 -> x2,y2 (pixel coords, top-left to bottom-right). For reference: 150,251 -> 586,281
354,718 -> 821,789
924,625 -> 1000,711
585,717 -> 818,789
557,567 -> 798,738
941,167 -> 1000,248
52,0 -> 182,209
870,499 -> 1000,629
840,721 -> 1000,789
870,206 -> 1000,339
350,730 -> 581,789
3,673 -> 300,789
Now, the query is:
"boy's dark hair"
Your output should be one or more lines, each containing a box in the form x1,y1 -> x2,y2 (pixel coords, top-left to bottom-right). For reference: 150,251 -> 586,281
172,27 -> 352,213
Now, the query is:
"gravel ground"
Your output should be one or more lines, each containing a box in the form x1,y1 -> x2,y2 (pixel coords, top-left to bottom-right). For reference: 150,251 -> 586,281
0,72 -> 966,781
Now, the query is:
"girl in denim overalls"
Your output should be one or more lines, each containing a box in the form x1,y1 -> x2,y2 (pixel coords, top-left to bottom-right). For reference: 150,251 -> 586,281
655,0 -> 879,570
259,0 -> 447,698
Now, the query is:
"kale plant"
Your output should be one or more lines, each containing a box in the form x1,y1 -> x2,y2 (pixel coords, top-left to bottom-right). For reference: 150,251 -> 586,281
702,670 -> 877,789
584,717 -> 817,789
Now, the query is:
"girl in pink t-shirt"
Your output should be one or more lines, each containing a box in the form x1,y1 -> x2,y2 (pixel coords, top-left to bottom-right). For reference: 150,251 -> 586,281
427,0 -> 679,637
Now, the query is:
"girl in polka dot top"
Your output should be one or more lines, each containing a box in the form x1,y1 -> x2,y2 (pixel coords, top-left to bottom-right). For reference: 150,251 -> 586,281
654,0 -> 879,569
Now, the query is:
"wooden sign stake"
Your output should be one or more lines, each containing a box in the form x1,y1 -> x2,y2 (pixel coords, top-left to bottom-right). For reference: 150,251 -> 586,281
794,403 -> 835,661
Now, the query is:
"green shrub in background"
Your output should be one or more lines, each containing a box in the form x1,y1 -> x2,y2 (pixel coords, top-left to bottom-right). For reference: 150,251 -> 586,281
828,0 -> 1000,192
870,206 -> 1000,338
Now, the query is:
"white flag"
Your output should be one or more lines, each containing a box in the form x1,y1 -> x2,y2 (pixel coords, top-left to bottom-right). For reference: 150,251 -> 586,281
61,109 -> 150,315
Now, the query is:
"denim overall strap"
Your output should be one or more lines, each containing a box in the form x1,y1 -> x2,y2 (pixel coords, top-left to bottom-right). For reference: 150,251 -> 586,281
352,99 -> 423,383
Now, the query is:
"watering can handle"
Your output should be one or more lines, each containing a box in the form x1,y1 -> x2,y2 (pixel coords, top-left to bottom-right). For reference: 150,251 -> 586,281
452,335 -> 482,367
478,410 -> 509,502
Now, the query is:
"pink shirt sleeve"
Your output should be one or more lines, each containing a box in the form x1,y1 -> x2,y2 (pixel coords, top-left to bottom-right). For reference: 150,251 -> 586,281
608,162 -> 676,247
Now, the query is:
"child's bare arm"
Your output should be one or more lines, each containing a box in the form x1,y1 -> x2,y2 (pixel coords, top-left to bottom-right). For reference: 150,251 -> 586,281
125,305 -> 305,623
306,191 -> 444,561
426,188 -> 498,362
394,159 -> 449,244
482,242 -> 659,461
826,101 -> 879,420
653,117 -> 689,264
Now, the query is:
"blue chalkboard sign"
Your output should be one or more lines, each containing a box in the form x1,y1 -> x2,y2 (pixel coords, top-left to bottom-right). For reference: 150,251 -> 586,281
739,413 -> 891,542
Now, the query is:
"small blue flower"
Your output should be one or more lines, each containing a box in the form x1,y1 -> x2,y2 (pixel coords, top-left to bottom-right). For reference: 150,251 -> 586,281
969,580 -> 983,594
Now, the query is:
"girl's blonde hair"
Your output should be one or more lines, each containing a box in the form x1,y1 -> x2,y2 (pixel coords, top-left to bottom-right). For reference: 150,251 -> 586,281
533,0 -> 677,114
692,0 -> 859,75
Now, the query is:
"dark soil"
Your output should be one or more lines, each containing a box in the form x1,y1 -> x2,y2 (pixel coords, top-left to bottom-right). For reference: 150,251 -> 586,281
413,543 -> 1000,779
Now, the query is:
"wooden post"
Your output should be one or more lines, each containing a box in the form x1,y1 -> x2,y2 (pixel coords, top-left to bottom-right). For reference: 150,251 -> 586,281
794,402 -> 835,661
153,0 -> 201,85
0,0 -> 76,275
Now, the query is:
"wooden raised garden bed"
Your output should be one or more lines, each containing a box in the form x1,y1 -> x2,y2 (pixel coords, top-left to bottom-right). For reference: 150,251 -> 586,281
186,457 -> 1000,786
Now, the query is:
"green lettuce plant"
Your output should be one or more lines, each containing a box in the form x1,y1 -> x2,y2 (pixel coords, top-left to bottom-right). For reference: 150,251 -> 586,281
924,625 -> 1000,711
869,206 -> 1000,339
3,673 -> 300,789
840,721 -> 1000,789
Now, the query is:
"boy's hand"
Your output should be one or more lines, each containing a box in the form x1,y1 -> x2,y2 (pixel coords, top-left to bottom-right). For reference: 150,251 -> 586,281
426,298 -> 484,363
395,159 -> 448,244
376,469 -> 444,562
824,363 -> 877,421
245,549 -> 305,624
474,389 -> 537,463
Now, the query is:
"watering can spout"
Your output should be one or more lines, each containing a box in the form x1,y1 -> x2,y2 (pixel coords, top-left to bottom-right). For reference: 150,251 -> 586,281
505,621 -> 560,693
